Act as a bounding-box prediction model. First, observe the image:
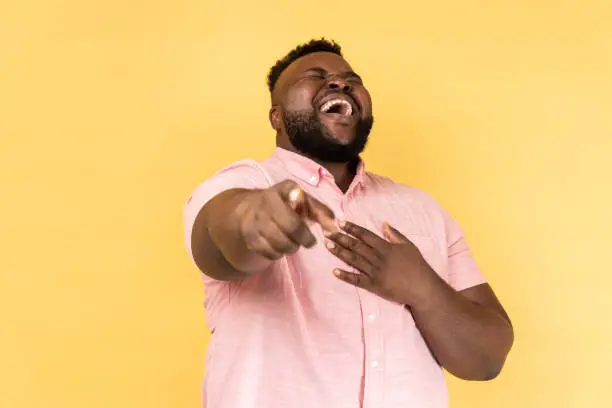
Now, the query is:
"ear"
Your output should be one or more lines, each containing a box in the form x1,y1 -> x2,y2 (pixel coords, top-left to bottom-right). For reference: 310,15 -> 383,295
269,106 -> 282,131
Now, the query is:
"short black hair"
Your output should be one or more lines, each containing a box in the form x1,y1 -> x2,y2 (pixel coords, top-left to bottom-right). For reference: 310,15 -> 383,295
267,38 -> 343,93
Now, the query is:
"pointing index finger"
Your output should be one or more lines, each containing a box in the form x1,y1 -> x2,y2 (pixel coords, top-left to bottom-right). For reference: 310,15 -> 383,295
304,194 -> 339,234
280,181 -> 338,234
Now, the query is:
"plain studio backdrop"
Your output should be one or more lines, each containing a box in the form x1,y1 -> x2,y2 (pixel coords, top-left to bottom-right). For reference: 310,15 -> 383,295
1,1 -> 611,407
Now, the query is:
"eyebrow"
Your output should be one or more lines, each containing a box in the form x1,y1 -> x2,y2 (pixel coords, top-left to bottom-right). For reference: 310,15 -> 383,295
304,67 -> 362,81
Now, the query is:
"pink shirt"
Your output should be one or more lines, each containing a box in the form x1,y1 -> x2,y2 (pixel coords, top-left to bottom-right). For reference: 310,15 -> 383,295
183,147 -> 486,408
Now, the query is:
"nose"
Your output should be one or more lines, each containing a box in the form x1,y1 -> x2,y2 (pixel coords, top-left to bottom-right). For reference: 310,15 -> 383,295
326,76 -> 352,92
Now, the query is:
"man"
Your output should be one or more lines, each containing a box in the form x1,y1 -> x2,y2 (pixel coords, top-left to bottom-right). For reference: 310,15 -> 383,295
183,39 -> 513,408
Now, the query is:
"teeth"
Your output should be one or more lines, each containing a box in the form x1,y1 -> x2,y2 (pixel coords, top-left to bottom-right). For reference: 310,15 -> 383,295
320,99 -> 353,116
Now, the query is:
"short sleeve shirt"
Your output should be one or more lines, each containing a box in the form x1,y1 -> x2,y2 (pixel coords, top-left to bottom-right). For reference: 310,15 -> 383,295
183,148 -> 486,408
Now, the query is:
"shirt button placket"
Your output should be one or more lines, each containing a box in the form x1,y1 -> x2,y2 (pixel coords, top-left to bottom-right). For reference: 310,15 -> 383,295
344,196 -> 385,408
361,294 -> 384,408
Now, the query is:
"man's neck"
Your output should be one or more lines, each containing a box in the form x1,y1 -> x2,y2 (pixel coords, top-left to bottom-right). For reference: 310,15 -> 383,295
322,160 -> 357,193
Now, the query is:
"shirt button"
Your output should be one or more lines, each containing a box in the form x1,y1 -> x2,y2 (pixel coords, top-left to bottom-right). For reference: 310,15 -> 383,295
368,313 -> 376,321
371,361 -> 379,368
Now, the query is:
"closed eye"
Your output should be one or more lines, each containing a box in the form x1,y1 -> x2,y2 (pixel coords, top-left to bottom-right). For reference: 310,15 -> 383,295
302,67 -> 363,85
344,71 -> 363,84
306,72 -> 326,79
303,68 -> 328,79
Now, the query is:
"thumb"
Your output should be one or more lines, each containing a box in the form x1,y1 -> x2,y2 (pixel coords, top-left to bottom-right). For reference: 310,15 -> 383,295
275,180 -> 306,212
286,184 -> 305,212
279,181 -> 338,234
382,222 -> 409,244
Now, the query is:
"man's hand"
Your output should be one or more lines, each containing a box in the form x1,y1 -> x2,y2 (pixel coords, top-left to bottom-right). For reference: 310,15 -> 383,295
326,220 -> 514,380
231,180 -> 338,261
325,221 -> 436,307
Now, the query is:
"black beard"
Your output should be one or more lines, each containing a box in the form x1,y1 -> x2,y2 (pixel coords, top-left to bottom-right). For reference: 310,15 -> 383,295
282,110 -> 373,163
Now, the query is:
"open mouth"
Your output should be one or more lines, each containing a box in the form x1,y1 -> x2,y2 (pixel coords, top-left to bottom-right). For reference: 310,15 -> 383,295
318,95 -> 357,118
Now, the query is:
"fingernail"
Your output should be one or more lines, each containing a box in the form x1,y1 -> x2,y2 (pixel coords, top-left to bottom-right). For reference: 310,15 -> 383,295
338,220 -> 346,229
325,240 -> 335,250
288,187 -> 303,203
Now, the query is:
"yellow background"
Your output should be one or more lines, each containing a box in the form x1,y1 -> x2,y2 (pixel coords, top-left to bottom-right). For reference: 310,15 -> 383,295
2,1 -> 611,407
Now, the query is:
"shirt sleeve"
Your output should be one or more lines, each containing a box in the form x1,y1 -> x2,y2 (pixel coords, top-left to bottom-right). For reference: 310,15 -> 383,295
182,160 -> 270,331
442,210 -> 487,291
183,160 -> 270,261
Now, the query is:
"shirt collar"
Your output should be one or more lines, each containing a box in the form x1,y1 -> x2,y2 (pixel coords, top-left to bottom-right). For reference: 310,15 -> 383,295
273,147 -> 367,189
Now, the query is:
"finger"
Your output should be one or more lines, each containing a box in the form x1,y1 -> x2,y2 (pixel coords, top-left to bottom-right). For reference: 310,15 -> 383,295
264,188 -> 317,248
327,232 -> 383,265
275,179 -> 304,207
242,228 -> 283,260
339,221 -> 389,252
274,179 -> 337,235
382,222 -> 410,244
304,194 -> 338,234
333,268 -> 372,289
255,214 -> 301,254
325,239 -> 374,276
287,185 -> 305,213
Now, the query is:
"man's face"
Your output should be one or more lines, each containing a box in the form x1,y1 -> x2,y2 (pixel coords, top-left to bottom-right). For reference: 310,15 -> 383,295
274,52 -> 374,163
